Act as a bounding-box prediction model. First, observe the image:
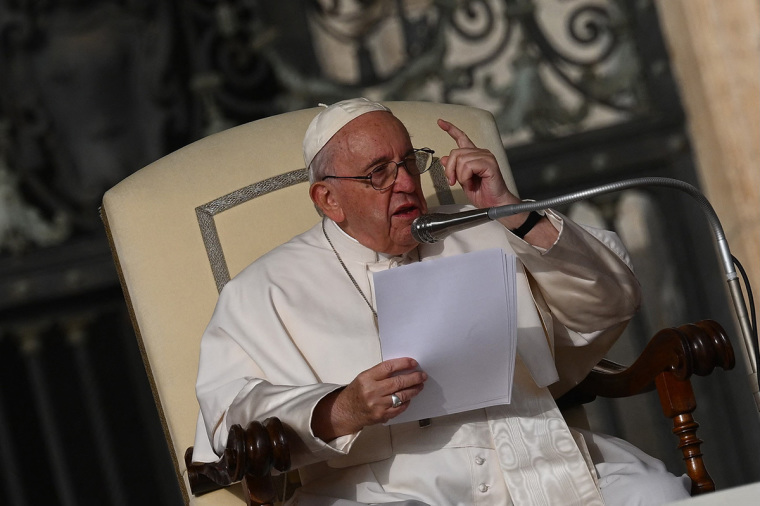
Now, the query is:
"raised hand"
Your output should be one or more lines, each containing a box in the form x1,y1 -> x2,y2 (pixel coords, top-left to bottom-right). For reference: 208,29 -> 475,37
437,119 -> 557,246
437,119 -> 518,210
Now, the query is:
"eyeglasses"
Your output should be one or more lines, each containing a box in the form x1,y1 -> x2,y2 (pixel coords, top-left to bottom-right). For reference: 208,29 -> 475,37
321,148 -> 436,191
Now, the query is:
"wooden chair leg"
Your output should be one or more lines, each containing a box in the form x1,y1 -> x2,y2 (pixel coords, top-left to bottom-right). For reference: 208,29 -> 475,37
242,474 -> 276,506
655,372 -> 715,495
559,320 -> 734,495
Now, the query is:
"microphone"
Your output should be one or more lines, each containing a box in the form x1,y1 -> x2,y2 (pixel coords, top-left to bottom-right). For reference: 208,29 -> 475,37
410,208 -> 491,244
411,176 -> 759,413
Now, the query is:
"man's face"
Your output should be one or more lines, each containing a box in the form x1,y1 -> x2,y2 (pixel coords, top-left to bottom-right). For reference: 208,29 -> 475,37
315,111 -> 428,255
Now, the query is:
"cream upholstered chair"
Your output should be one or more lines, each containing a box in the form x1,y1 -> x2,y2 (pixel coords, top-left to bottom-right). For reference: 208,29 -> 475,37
102,101 -> 733,505
101,102 -> 516,505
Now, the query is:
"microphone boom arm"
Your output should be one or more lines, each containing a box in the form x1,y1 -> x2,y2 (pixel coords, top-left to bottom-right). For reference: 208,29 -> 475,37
412,176 -> 759,412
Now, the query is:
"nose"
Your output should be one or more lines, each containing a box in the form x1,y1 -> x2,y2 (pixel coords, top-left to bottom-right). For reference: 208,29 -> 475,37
393,162 -> 418,192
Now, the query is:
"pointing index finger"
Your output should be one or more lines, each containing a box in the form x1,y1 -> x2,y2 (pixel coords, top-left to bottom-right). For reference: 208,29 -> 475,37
437,118 -> 476,149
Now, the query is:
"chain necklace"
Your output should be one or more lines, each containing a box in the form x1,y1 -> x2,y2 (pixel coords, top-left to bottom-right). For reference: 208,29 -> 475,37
322,219 -> 378,319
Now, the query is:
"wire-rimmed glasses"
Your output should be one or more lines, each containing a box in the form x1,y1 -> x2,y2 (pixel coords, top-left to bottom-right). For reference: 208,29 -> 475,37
321,147 -> 436,190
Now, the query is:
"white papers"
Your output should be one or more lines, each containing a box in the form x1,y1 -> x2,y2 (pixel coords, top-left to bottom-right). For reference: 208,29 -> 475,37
373,248 -> 517,425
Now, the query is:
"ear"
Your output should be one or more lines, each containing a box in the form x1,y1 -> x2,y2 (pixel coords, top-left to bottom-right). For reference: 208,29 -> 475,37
310,182 -> 345,223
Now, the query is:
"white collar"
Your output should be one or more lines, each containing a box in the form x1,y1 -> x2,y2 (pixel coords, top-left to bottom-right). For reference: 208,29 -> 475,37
323,218 -> 419,265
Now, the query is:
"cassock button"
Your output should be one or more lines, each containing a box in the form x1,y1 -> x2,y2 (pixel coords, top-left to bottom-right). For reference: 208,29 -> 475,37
474,456 -> 485,465
478,483 -> 489,493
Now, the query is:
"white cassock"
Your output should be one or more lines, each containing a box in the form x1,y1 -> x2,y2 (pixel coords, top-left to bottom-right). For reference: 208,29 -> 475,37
194,205 -> 689,505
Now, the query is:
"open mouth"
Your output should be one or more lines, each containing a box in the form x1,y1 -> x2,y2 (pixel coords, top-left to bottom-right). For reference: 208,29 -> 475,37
392,204 -> 420,218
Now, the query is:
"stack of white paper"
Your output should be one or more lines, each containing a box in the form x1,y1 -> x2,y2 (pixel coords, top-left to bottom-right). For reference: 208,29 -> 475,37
373,248 -> 517,425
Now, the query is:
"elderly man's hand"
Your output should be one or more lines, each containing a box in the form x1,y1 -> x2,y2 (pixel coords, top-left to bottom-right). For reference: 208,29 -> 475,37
437,119 -> 558,247
437,119 -> 519,210
312,357 -> 427,441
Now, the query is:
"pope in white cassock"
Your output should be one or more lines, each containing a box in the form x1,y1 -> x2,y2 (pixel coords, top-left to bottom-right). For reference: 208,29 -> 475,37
193,98 -> 691,505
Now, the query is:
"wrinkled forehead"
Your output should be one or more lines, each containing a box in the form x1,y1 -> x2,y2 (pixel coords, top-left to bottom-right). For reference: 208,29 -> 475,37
331,111 -> 413,161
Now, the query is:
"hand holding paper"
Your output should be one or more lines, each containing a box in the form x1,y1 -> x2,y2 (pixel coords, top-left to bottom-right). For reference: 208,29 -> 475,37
311,356 -> 428,440
373,248 -> 518,425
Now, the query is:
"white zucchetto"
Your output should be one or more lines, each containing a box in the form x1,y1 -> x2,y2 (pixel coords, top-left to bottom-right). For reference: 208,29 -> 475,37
303,97 -> 391,174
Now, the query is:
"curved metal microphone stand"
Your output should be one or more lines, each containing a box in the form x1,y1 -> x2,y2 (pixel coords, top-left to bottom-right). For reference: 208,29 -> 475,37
412,176 -> 759,412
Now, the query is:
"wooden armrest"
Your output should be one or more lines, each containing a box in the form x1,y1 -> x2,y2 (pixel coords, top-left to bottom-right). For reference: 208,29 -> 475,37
577,319 -> 734,398
185,417 -> 291,506
560,319 -> 735,496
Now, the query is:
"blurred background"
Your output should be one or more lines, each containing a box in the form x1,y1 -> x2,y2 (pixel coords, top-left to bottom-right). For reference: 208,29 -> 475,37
0,0 -> 758,504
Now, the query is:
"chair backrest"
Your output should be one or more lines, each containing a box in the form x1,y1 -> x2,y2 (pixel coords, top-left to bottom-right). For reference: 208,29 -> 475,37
101,102 -> 515,504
